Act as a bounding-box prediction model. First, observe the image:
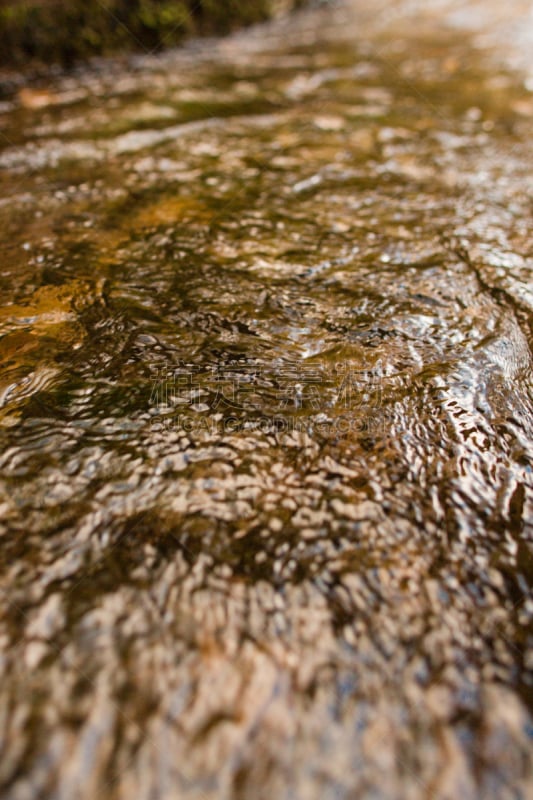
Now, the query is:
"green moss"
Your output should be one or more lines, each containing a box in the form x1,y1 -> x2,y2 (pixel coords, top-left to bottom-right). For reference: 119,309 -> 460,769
0,0 -> 304,68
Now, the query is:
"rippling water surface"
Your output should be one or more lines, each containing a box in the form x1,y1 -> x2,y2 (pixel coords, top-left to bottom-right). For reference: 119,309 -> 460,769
0,1 -> 532,798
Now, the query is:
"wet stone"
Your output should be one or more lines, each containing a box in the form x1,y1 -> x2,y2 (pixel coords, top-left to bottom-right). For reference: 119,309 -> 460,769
0,0 -> 533,798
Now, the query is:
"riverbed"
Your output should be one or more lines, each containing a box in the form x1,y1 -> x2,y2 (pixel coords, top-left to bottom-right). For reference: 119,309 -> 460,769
0,1 -> 532,798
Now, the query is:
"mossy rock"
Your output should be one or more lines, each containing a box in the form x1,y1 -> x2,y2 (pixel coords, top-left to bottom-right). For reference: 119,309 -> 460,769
0,0 -> 305,68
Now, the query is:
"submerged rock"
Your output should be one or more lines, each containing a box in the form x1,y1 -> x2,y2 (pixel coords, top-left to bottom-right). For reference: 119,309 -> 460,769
0,1 -> 532,798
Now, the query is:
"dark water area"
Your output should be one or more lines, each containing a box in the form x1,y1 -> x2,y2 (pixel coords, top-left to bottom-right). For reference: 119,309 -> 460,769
0,1 -> 532,798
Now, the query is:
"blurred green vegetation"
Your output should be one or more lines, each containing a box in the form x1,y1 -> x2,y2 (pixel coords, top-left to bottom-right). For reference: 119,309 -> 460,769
0,0 -> 305,67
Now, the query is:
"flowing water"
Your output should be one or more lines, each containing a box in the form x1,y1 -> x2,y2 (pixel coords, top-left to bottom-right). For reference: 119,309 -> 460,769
0,1 -> 532,798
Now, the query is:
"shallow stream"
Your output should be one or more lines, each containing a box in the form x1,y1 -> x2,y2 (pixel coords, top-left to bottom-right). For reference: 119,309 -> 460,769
0,2 -> 532,798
